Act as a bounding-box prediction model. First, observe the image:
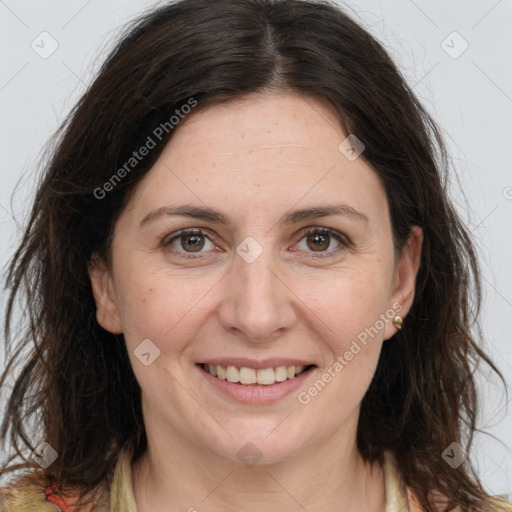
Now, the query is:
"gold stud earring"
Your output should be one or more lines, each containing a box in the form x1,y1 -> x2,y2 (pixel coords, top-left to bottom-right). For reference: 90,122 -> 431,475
393,315 -> 403,330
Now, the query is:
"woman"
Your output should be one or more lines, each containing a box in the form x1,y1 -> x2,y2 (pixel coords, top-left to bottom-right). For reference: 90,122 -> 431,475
0,0 -> 510,510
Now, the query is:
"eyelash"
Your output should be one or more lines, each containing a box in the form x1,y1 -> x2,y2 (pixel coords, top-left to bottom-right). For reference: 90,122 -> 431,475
161,227 -> 350,260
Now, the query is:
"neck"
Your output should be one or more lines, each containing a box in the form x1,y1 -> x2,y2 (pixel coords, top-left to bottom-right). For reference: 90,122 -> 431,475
131,426 -> 386,512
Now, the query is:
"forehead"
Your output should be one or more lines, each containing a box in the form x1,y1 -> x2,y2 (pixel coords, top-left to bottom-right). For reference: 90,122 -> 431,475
121,92 -> 388,229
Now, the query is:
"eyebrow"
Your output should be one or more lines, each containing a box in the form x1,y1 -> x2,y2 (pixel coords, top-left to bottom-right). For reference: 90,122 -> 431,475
139,203 -> 369,229
281,204 -> 368,224
140,205 -> 233,229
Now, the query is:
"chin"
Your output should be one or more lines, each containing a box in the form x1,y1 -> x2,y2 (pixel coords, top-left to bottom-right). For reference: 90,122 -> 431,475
197,418 -> 311,467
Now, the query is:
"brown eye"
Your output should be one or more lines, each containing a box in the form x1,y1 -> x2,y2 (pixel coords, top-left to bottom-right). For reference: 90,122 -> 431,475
306,232 -> 331,252
180,233 -> 205,252
295,227 -> 348,258
163,229 -> 216,256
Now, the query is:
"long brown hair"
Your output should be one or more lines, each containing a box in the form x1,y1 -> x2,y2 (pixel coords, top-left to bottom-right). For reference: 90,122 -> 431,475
0,1 -> 506,510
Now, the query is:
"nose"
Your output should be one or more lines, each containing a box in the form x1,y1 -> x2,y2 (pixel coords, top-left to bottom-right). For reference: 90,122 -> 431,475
217,244 -> 296,343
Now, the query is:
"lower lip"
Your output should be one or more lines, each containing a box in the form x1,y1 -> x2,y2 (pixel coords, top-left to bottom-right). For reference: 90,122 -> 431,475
197,365 -> 316,404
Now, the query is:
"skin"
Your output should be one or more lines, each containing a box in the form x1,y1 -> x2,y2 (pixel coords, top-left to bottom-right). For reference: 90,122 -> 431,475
89,91 -> 423,512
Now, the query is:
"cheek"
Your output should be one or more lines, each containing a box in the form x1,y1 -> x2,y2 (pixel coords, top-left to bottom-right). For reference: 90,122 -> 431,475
300,268 -> 393,354
113,263 -> 219,355
297,274 -> 390,419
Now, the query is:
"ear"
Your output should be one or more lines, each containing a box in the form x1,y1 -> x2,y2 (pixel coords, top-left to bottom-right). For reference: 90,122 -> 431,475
88,254 -> 123,334
384,226 -> 423,340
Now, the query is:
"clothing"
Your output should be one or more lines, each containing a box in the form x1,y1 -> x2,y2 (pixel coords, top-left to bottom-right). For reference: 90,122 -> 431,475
1,450 -> 511,511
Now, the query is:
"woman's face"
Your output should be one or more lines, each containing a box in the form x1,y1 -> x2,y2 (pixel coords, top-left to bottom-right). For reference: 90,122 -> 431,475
90,92 -> 422,466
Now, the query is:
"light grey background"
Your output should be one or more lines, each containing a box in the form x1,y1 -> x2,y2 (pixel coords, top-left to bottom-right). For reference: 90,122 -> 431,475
1,0 -> 511,496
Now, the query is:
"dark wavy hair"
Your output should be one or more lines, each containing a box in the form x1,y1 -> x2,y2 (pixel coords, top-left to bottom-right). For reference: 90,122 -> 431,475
0,0 -> 506,510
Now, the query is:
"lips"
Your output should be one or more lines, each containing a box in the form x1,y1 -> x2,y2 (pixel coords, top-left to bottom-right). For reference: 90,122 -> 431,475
200,358 -> 315,370
197,361 -> 317,403
200,363 -> 314,386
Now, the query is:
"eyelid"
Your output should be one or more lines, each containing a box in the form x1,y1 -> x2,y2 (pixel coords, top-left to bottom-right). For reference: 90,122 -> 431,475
161,226 -> 350,258
295,226 -> 350,258
298,226 -> 349,243
162,227 -> 216,246
159,228 -> 217,259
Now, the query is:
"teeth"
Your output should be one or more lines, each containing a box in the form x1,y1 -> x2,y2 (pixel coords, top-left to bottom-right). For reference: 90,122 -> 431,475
226,365 -> 239,383
239,367 -> 256,385
217,366 -> 227,380
257,368 -> 275,385
204,364 -> 310,385
275,366 -> 287,382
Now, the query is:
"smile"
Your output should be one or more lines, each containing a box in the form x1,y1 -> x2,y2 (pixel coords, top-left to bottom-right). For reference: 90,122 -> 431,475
200,363 -> 314,386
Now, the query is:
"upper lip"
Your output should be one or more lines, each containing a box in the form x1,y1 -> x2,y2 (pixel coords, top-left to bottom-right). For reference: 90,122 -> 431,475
199,358 -> 316,369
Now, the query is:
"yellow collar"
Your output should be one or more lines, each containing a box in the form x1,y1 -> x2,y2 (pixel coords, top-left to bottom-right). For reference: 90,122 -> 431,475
3,448 -> 511,511
109,448 -> 410,512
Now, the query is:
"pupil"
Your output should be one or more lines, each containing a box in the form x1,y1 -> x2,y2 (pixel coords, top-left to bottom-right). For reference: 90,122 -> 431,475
308,233 -> 329,251
182,234 -> 204,252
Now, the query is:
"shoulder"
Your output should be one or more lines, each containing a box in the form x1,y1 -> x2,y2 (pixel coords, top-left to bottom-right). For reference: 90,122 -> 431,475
0,474 -> 108,512
383,452 -> 512,512
489,495 -> 512,512
0,473 -> 61,511
407,489 -> 512,512
0,446 -> 133,512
